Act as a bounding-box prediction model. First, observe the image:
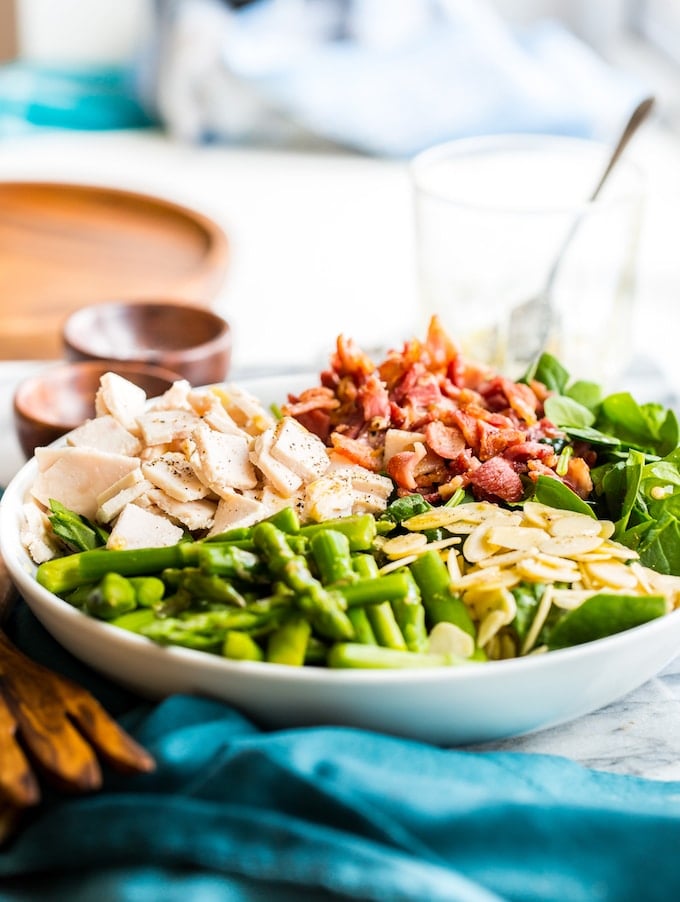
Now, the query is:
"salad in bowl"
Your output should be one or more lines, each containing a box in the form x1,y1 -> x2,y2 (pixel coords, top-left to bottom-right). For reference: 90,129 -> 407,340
3,316 -> 680,744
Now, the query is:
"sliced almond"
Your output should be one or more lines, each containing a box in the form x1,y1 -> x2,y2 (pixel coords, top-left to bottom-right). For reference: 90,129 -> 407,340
379,555 -> 419,575
477,548 -> 538,569
521,585 -> 554,655
582,560 -> 640,590
548,514 -> 602,537
487,525 -> 549,551
452,566 -> 519,591
427,622 -> 475,659
537,534 -> 605,557
516,556 -> 579,583
446,549 -> 463,581
463,524 -> 501,563
382,532 -> 428,559
478,610 -> 510,648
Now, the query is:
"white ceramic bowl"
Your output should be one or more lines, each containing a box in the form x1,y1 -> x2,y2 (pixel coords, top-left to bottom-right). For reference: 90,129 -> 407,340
3,375 -> 680,746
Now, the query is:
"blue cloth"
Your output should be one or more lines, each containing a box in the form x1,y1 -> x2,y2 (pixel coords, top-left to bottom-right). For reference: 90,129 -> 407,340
0,63 -> 154,137
3,598 -> 680,901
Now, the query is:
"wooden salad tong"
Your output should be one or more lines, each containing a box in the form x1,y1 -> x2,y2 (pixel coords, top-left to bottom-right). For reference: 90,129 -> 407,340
0,555 -> 155,839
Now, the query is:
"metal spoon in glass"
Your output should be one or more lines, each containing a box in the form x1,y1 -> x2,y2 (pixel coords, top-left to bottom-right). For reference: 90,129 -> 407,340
507,95 -> 656,365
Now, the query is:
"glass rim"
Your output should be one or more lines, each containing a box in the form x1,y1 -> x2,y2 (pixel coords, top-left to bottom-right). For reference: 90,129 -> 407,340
410,133 -> 644,215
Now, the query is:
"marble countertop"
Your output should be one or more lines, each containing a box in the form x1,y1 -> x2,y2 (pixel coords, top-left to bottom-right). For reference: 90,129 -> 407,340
1,127 -> 679,781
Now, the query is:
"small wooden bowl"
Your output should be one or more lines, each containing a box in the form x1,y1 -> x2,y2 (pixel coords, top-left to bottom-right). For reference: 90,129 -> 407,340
13,360 -> 184,459
62,300 -> 232,387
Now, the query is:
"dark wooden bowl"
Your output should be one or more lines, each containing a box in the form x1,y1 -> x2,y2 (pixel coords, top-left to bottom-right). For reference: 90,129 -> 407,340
13,360 -> 184,458
62,300 -> 232,387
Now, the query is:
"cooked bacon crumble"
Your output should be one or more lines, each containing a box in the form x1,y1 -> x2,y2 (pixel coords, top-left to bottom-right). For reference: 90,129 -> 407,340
282,316 -> 591,505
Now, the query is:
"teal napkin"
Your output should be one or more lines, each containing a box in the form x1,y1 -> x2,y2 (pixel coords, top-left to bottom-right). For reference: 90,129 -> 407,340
3,598 -> 680,902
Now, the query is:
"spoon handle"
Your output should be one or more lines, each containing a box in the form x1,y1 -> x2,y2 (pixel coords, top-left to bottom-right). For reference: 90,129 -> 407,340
589,96 -> 655,202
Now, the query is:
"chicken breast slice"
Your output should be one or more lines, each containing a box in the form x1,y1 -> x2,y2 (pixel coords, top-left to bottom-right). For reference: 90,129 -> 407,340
208,489 -> 266,536
30,448 -> 141,520
148,380 -> 192,411
146,489 -> 217,532
95,372 -> 148,433
250,426 -> 302,498
192,422 -> 257,494
304,465 -> 392,522
136,409 -> 202,446
188,391 -> 246,436
269,417 -> 330,482
97,479 -> 154,524
142,452 -> 210,502
211,384 -> 276,435
21,501 -> 61,564
66,415 -> 142,457
107,503 -> 184,550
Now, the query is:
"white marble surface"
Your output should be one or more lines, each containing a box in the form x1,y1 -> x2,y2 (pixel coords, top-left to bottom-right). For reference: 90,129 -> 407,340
1,128 -> 680,780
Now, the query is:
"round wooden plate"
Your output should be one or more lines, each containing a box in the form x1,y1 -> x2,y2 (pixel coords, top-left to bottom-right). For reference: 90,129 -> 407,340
0,181 -> 230,359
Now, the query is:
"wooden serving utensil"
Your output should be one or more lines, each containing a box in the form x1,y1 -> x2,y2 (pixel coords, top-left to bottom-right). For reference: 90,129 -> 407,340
0,555 -> 155,838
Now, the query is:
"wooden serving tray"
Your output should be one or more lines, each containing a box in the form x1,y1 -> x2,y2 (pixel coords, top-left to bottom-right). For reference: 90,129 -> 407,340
0,182 -> 229,359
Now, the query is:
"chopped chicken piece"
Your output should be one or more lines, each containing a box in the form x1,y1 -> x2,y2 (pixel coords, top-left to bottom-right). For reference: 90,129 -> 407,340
107,503 -> 184,550
31,448 -> 140,520
250,426 -> 302,497
305,465 -> 392,522
192,422 -> 257,495
146,489 -> 216,532
269,417 -> 330,482
148,380 -> 192,411
20,501 -> 60,563
67,415 -> 142,457
142,452 -> 210,502
210,384 -> 276,434
188,391 -> 245,436
208,489 -> 266,536
383,429 -> 426,464
327,459 -> 393,498
95,372 -> 148,433
97,479 -> 154,524
136,409 -> 201,446
96,468 -> 145,506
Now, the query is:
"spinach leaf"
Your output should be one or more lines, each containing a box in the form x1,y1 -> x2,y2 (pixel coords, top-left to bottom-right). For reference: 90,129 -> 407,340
48,499 -> 109,553
524,352 -> 570,394
565,380 -> 603,412
510,582 -> 544,645
637,511 -> 680,575
559,425 -> 621,448
532,475 -> 596,518
597,393 -> 679,456
546,593 -> 667,650
544,395 -> 595,429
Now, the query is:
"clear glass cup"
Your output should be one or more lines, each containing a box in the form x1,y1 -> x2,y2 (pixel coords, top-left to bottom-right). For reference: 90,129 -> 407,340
411,134 -> 644,386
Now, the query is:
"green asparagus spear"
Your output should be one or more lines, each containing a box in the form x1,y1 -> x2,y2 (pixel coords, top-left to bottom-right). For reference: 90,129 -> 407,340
197,544 -> 268,583
252,522 -> 354,640
129,576 -> 166,607
299,514 -> 376,551
266,615 -> 312,666
83,572 -> 137,620
37,542 -> 200,595
389,569 -> 428,653
327,643 -> 464,669
223,631 -> 264,662
310,529 -> 357,586
172,570 -> 247,607
409,550 -> 475,637
347,608 -> 377,645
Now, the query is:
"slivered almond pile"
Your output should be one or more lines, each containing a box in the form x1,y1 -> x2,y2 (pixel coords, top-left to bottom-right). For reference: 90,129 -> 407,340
391,501 -> 680,659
